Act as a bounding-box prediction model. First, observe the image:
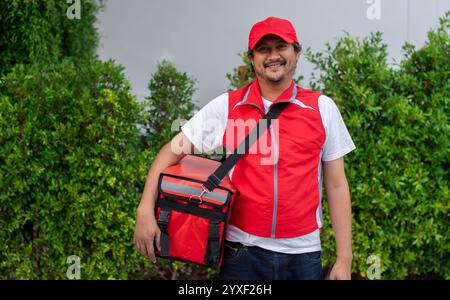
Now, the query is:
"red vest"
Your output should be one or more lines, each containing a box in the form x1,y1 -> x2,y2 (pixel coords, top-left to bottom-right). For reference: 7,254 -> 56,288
222,79 -> 325,238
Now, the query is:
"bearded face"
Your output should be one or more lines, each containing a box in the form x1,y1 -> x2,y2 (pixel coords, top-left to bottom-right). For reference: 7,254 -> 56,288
250,35 -> 299,85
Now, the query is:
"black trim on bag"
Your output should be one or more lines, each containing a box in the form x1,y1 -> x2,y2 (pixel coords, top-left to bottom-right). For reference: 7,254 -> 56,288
157,197 -> 227,222
204,219 -> 221,268
157,208 -> 171,257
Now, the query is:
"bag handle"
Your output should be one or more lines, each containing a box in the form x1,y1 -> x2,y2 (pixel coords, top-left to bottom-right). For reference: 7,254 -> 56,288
202,85 -> 297,192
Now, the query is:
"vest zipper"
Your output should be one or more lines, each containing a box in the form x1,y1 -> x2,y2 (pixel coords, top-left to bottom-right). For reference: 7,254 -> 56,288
267,85 -> 297,238
270,124 -> 279,238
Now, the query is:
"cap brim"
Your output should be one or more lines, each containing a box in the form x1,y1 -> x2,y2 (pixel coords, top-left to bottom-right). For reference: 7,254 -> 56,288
250,32 -> 294,50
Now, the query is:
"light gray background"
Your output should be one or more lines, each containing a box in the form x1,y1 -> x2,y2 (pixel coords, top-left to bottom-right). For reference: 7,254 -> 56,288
96,0 -> 449,107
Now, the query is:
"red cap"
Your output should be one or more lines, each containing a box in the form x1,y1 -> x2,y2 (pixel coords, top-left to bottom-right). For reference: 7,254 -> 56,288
248,17 -> 299,50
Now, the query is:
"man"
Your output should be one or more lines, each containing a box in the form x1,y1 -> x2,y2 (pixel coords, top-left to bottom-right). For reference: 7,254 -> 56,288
134,16 -> 356,280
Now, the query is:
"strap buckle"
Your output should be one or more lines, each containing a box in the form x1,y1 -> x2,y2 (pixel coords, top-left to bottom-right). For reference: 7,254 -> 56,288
189,186 -> 208,204
157,210 -> 170,231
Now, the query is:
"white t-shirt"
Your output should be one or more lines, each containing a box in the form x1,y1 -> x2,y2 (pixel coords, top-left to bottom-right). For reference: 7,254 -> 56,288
181,92 -> 356,254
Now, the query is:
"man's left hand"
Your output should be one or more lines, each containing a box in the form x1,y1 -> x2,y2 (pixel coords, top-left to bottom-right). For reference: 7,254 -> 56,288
327,257 -> 352,280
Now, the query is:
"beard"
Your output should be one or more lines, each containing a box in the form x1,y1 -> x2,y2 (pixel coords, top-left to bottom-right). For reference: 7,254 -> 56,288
255,58 -> 297,84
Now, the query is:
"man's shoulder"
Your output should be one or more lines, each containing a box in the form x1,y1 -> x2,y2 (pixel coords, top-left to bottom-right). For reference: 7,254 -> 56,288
296,86 -> 322,100
201,92 -> 229,113
295,87 -> 341,111
228,82 -> 252,104
294,86 -> 323,111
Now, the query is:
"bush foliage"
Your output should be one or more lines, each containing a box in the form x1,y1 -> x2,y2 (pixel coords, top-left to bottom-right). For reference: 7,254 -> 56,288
141,60 -> 197,152
0,59 -> 155,279
305,13 -> 449,279
0,0 -> 103,76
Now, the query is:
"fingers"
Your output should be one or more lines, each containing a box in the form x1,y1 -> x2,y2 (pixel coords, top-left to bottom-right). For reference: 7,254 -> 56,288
133,235 -> 142,254
155,230 -> 161,252
146,240 -> 156,263
325,265 -> 334,280
133,235 -> 149,257
133,217 -> 160,262
136,240 -> 148,258
133,232 -> 158,263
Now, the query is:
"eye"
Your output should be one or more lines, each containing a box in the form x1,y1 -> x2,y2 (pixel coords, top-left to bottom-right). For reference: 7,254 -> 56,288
277,44 -> 288,50
257,46 -> 269,52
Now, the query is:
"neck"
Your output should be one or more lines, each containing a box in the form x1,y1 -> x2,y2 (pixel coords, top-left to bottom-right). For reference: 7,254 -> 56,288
257,77 -> 293,101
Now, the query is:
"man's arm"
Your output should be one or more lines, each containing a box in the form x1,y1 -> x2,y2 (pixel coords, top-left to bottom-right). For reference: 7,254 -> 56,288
323,157 -> 353,280
133,132 -> 195,262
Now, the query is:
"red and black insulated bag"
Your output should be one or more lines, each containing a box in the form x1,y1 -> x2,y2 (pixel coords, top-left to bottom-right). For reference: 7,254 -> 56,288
155,155 -> 237,269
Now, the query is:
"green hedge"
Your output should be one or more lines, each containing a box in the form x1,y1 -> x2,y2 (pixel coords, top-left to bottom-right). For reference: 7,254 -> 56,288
306,13 -> 449,279
141,60 -> 197,152
0,0 -> 103,76
0,59 -> 155,279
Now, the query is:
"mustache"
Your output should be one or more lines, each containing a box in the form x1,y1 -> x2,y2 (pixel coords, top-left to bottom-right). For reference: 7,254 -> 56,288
263,59 -> 286,68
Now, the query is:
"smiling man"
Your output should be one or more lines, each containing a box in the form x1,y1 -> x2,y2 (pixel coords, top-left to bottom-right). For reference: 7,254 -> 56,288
133,16 -> 356,280
249,36 -> 300,88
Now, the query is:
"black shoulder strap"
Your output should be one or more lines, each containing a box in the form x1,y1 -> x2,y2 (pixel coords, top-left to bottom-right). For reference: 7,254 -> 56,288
202,85 -> 296,191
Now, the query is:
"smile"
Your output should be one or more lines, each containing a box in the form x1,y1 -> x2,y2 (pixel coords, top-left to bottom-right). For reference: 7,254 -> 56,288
264,61 -> 286,69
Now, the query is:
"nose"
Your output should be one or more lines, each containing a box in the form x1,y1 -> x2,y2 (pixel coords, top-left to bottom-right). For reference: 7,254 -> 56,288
267,49 -> 282,61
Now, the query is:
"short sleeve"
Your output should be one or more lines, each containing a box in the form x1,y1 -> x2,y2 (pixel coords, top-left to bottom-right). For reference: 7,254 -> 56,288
181,93 -> 228,153
318,95 -> 356,161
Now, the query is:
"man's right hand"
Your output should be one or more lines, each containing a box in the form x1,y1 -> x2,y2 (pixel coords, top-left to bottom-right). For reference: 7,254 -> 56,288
133,210 -> 161,263
132,133 -> 193,263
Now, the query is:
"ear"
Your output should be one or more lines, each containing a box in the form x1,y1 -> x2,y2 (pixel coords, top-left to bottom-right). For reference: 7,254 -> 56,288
249,55 -> 255,67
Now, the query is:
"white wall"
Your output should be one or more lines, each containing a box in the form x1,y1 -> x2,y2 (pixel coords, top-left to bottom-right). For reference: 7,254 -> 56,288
96,0 -> 450,107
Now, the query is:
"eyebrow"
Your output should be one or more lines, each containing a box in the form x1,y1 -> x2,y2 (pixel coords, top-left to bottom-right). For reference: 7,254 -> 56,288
255,40 -> 288,48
